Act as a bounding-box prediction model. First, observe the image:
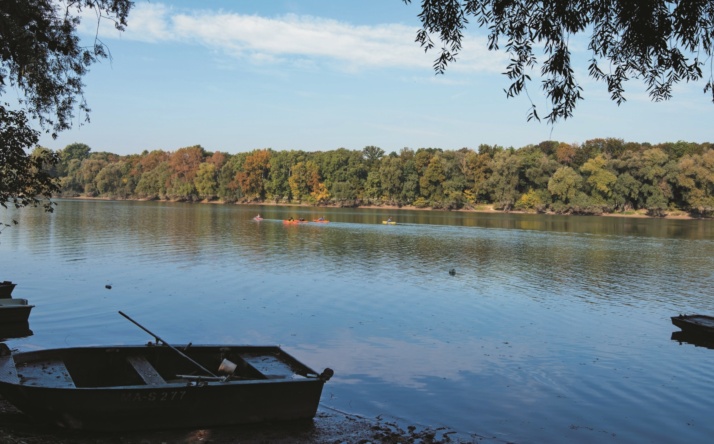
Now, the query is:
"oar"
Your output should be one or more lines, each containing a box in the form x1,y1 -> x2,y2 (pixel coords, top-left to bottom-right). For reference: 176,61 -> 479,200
118,311 -> 217,377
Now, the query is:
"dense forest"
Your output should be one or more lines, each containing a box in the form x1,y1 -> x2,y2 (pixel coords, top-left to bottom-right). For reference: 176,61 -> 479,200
42,138 -> 714,217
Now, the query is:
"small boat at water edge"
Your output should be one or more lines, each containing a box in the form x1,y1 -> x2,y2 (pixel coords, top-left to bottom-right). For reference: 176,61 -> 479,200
283,219 -> 309,224
382,220 -> 397,225
0,342 -> 333,431
0,280 -> 17,298
253,216 -> 263,221
671,314 -> 714,335
0,281 -> 34,324
0,298 -> 34,324
312,219 -> 329,223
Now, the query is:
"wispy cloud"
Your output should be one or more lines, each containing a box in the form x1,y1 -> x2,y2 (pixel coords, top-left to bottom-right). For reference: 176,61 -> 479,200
84,2 -> 505,74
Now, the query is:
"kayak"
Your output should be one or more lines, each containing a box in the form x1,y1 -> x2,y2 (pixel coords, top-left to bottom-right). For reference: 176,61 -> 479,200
312,219 -> 329,223
382,221 -> 396,225
253,216 -> 263,221
283,219 -> 308,224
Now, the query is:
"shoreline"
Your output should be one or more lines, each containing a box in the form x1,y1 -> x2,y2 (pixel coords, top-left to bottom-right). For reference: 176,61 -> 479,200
63,196 -> 707,220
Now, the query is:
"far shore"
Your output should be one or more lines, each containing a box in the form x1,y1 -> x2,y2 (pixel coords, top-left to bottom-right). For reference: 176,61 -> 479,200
64,196 -> 709,220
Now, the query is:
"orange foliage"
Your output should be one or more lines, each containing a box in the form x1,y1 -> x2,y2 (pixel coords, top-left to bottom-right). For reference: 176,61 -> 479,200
169,146 -> 205,181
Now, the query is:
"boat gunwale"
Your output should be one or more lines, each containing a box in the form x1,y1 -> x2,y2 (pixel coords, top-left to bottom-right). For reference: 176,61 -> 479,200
3,344 -> 325,390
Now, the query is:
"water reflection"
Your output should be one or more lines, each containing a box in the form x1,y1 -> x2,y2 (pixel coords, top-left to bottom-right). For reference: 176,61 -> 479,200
0,321 -> 33,340
2,200 -> 714,443
671,331 -> 714,350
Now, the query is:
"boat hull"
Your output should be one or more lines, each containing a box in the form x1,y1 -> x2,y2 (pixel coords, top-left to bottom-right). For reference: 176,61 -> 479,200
0,344 -> 330,431
671,314 -> 714,335
0,299 -> 33,323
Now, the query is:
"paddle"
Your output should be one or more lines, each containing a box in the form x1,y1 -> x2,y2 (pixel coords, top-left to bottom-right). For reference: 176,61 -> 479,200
118,311 -> 218,377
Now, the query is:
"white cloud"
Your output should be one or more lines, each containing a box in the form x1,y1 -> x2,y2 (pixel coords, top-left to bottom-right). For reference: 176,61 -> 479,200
84,2 -> 505,74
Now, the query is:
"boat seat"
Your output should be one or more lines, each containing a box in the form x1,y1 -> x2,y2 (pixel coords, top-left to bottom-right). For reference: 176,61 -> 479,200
127,355 -> 166,385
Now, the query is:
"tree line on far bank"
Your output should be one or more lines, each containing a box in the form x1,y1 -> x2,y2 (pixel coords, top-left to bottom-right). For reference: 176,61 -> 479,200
46,138 -> 714,217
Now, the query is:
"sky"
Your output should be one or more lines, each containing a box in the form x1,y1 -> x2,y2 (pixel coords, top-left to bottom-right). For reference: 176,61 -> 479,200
31,0 -> 714,156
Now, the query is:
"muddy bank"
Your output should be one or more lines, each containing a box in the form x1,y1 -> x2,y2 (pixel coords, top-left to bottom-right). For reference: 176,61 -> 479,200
0,397 -> 481,444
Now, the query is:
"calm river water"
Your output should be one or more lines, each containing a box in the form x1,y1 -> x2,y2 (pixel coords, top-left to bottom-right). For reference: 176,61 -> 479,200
1,200 -> 713,443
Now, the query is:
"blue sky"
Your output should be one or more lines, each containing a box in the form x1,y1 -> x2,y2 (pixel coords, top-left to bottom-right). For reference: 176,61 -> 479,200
35,0 -> 713,156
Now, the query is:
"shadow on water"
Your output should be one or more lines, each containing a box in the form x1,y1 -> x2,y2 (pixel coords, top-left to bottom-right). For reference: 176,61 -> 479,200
0,322 -> 33,341
671,331 -> 714,350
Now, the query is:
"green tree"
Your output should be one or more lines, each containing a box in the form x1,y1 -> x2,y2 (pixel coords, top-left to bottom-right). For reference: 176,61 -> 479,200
517,146 -> 559,193
194,163 -> 218,200
265,150 -> 303,202
135,162 -> 171,200
487,150 -> 521,210
580,155 -> 618,203
403,0 -> 714,122
363,170 -> 382,202
1,108 -> 58,220
216,154 -> 244,203
419,154 -> 447,204
674,150 -> 714,216
362,145 -> 385,170
463,149 -> 493,203
95,161 -> 129,197
379,156 -> 405,204
1,1 -> 132,217
548,166 -> 583,207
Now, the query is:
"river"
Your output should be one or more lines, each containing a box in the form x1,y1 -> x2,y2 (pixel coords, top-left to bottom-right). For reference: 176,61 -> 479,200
1,199 -> 713,443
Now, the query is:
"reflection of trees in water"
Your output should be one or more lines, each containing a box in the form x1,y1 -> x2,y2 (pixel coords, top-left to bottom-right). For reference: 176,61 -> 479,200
8,201 -> 713,310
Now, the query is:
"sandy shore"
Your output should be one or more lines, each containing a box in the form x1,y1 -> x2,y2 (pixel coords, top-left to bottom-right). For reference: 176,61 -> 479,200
66,196 -> 705,220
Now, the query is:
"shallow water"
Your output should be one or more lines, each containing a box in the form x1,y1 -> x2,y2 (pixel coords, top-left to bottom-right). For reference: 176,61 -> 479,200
1,200 -> 713,443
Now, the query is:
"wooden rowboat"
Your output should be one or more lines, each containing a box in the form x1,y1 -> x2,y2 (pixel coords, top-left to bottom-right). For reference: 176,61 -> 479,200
671,314 -> 714,335
0,312 -> 333,431
0,281 -> 33,324
0,298 -> 34,324
0,343 -> 332,431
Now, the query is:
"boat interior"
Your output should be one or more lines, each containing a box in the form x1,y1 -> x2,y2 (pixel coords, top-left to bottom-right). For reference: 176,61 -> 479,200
11,345 -> 314,389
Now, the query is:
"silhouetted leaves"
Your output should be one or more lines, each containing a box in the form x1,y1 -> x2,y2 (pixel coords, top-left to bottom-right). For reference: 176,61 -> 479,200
404,0 -> 714,122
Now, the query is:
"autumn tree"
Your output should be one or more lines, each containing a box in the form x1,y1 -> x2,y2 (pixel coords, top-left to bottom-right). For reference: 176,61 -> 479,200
236,149 -> 271,200
289,161 -> 322,203
167,146 -> 205,200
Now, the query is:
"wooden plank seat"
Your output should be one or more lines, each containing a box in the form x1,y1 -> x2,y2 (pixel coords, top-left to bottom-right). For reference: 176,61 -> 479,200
127,355 -> 165,385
